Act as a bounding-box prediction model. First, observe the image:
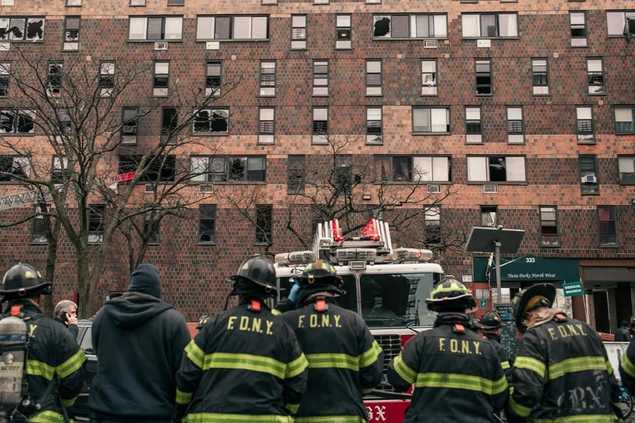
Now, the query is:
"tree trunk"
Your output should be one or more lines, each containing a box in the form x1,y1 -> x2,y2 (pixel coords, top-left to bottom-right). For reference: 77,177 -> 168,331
76,250 -> 91,318
41,215 -> 61,315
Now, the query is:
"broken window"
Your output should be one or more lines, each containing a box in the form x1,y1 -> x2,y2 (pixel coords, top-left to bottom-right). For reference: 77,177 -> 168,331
258,107 -> 275,144
312,60 -> 328,96
143,207 -> 160,245
291,15 -> 307,49
333,155 -> 353,194
481,206 -> 497,227
366,60 -> 382,96
506,107 -> 524,144
47,61 -> 63,97
607,11 -> 635,37
367,107 -> 382,145
259,61 -> 276,97
373,14 -> 447,39
128,16 -> 182,41
597,206 -> 617,245
121,107 -> 138,144
412,107 -> 449,133
52,156 -> 71,184
190,156 -> 266,182
99,61 -> 115,97
421,60 -> 437,96
586,58 -> 605,95
56,109 -> 72,142
461,13 -> 517,38
0,155 -> 29,181
88,204 -> 105,244
0,110 -> 34,134
467,156 -> 526,182
161,107 -> 178,143
198,205 -> 216,243
193,108 -> 229,134
569,12 -> 587,47
287,155 -> 305,194
465,107 -> 482,143
336,14 -> 352,49
255,204 -> 273,245
576,106 -> 594,144
205,61 -> 221,97
32,204 -> 49,244
424,206 -> 441,245
118,155 -> 176,182
615,106 -> 635,134
196,16 -> 268,40
0,63 -> 9,97
153,61 -> 169,97
532,58 -> 548,95
475,59 -> 492,95
63,16 -> 80,50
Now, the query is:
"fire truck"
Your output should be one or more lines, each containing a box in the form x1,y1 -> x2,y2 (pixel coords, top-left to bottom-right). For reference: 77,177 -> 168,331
274,218 -> 444,423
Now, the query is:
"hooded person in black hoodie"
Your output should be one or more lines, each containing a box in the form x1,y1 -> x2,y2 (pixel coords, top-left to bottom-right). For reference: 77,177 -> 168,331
89,263 -> 191,423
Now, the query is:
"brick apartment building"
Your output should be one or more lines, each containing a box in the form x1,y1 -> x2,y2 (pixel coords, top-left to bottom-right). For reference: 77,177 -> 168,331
0,0 -> 633,330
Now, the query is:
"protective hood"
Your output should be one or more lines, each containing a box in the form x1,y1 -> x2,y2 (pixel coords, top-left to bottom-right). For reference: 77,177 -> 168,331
102,291 -> 172,329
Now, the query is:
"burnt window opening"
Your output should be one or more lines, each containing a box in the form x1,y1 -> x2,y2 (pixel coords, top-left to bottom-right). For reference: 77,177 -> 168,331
0,17 -> 45,42
0,110 -> 34,134
198,204 -> 216,243
118,155 -> 176,182
161,107 -> 178,142
205,61 -> 222,97
475,60 -> 492,95
193,108 -> 229,134
0,155 -> 29,181
47,61 -> 63,97
0,63 -> 9,97
255,204 -> 273,245
287,155 -> 305,194
88,204 -> 105,244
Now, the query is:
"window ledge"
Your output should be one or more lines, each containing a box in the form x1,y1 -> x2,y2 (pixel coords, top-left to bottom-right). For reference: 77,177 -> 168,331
462,37 -> 519,41
30,241 -> 48,246
599,243 -> 619,248
373,37 -> 448,41
615,132 -> 635,136
198,242 -> 217,246
475,94 -> 494,97
191,133 -> 229,137
254,242 -> 272,246
375,181 -> 452,185
0,133 -> 35,137
127,39 -> 183,43
190,181 -> 267,185
412,132 -> 450,136
466,181 -> 528,185
196,39 -> 270,43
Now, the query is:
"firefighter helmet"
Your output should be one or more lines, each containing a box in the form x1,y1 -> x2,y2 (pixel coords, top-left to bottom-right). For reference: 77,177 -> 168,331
0,263 -> 51,299
298,260 -> 345,297
512,283 -> 556,330
426,277 -> 476,312
229,255 -> 277,296
480,311 -> 503,331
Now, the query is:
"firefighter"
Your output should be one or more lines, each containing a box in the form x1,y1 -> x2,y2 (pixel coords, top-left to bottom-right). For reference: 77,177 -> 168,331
620,334 -> 635,394
508,283 -> 619,422
0,263 -> 85,422
479,311 -> 512,377
176,255 -> 308,422
282,260 -> 383,422
388,277 -> 508,422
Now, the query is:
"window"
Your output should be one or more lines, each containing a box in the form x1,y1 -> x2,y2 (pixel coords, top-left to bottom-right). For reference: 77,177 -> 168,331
465,107 -> 482,144
255,204 -> 273,244
121,107 -> 138,144
579,155 -> 598,195
198,205 -> 216,243
63,16 -> 80,50
262,0 -> 277,4
47,61 -> 63,97
52,156 -> 70,184
467,156 -> 526,182
597,206 -> 617,246
143,208 -> 160,245
258,107 -> 275,144
190,156 -> 266,183
196,16 -> 268,40
0,17 -> 45,42
607,11 -> 635,37
424,206 -> 441,245
475,60 -> 492,95
586,59 -> 605,95
576,106 -> 594,143
291,15 -> 307,49
366,60 -> 382,96
287,155 -> 305,194
0,0 -> 15,5
314,0 -> 328,4
615,106 -> 635,134
569,12 -> 587,47
167,0 -> 184,5
367,107 -> 382,145
32,204 -> 48,244
55,109 -> 72,143
421,60 -> 437,96
66,0 -> 81,5
336,14 -> 351,49
193,108 -> 229,134
259,61 -> 275,97
334,155 -> 353,194
128,16 -> 182,41
532,58 -> 548,95
160,107 -> 178,143
373,14 -> 447,39
0,155 -> 29,181
481,206 -> 497,227
461,13 -> 518,38
412,107 -> 450,133
130,0 -> 146,6
99,62 -> 115,97
0,110 -> 34,134
312,107 -> 328,144
312,60 -> 328,96
539,206 -> 559,246
0,63 -> 9,97
88,205 -> 105,244
153,61 -> 169,97
375,156 -> 450,183
206,61 -> 221,97
618,156 -> 635,185
506,107 -> 524,144
118,155 -> 176,182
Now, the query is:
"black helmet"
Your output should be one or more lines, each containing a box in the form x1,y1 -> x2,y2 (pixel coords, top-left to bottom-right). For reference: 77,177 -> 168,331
229,256 -> 277,296
298,260 -> 345,297
480,311 -> 503,331
426,276 -> 475,312
512,283 -> 556,330
0,263 -> 51,298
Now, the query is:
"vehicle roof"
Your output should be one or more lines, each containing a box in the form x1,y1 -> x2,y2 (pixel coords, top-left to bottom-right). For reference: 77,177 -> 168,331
275,262 -> 444,277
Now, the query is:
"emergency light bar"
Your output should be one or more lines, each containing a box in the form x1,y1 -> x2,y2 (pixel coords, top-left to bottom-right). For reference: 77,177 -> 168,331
394,248 -> 433,263
336,248 -> 377,264
274,251 -> 315,266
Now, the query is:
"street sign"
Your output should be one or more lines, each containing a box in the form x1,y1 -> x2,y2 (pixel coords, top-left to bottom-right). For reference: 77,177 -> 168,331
563,280 -> 584,297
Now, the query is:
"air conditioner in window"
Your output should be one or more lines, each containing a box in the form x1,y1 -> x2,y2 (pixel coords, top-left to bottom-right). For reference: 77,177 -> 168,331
154,41 -> 168,51
366,134 -> 383,145
427,184 -> 441,193
145,184 -> 156,193
581,174 -> 597,184
200,184 -> 213,193
0,42 -> 10,52
423,39 -> 438,48
483,183 -> 498,193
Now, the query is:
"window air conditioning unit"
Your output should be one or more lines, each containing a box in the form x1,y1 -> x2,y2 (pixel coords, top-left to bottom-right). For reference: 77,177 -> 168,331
154,41 -> 168,51
427,184 -> 441,193
0,42 -> 10,51
581,174 -> 597,184
145,184 -> 156,193
483,183 -> 498,193
423,39 -> 438,48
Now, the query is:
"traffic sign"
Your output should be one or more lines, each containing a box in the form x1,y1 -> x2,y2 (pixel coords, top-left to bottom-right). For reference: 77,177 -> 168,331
563,281 -> 584,297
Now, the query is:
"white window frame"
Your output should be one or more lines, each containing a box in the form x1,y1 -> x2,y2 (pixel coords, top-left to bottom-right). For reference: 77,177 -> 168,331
467,156 -> 526,182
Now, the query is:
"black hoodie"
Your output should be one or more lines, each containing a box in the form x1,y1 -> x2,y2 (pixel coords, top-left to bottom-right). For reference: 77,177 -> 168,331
89,292 -> 191,421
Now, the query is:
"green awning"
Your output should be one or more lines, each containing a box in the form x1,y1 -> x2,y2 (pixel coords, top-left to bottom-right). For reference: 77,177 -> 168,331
473,256 -> 580,284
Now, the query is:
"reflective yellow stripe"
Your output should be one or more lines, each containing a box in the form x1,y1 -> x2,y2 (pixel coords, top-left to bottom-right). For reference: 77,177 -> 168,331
57,349 -> 86,379
393,353 -> 416,384
306,353 -> 358,371
185,340 -> 205,369
501,360 -> 511,370
535,415 -> 617,423
548,356 -> 607,380
204,353 -> 286,379
26,359 -> 55,381
176,388 -> 193,405
510,396 -> 532,417
415,373 -> 508,395
515,356 -> 546,378
622,353 -> 635,378
606,359 -> 614,374
359,340 -> 382,368
30,410 -> 66,423
286,354 -> 308,378
61,396 -> 77,407
271,309 -> 282,316
286,403 -> 299,414
295,417 -> 366,423
183,413 -> 292,423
